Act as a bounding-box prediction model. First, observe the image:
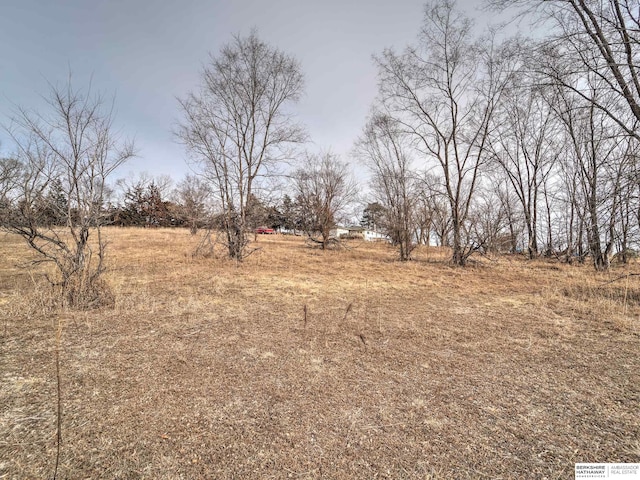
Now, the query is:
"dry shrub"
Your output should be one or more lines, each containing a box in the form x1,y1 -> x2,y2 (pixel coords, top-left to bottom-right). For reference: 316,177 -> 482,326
11,272 -> 115,313
62,275 -> 115,310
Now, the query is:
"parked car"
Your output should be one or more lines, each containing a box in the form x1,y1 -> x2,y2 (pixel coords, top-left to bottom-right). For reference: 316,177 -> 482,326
255,226 -> 276,234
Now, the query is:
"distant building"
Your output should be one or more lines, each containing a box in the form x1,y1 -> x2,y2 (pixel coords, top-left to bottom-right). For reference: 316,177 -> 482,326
329,226 -> 350,238
330,225 -> 390,242
363,229 -> 390,242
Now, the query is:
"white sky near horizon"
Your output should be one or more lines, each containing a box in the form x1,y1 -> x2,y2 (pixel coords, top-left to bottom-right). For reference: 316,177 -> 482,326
0,0 -> 521,188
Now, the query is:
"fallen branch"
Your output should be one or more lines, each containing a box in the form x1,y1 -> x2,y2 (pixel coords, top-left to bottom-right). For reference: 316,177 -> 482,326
599,273 -> 640,286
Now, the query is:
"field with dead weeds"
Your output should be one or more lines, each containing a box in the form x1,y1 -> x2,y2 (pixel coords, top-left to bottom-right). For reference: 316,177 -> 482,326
1,227 -> 639,479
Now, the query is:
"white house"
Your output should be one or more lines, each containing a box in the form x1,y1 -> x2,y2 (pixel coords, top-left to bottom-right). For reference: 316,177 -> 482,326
330,225 -> 390,242
329,227 -> 350,238
363,229 -> 390,242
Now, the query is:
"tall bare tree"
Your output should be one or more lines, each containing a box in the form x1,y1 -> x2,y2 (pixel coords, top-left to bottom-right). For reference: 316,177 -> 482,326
177,32 -> 306,260
489,0 -> 640,140
551,75 -> 631,270
291,152 -> 357,249
2,79 -> 134,308
356,113 -> 418,260
488,80 -> 560,258
376,1 -> 519,265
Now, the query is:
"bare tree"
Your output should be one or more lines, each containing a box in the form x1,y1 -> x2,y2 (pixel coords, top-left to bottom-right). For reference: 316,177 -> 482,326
173,174 -> 212,234
177,32 -> 306,260
376,1 -> 519,265
487,79 -> 559,259
468,188 -> 511,254
415,172 -> 451,247
356,113 -> 418,260
551,75 -> 630,270
489,0 -> 640,140
2,79 -> 134,308
291,152 -> 358,249
496,182 -> 526,253
412,194 -> 434,246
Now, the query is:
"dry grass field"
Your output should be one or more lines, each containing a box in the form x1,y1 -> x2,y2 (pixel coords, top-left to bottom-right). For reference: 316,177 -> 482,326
1,228 -> 639,479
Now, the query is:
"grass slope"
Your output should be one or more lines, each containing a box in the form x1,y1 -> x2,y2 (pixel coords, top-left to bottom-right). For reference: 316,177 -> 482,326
1,228 -> 639,479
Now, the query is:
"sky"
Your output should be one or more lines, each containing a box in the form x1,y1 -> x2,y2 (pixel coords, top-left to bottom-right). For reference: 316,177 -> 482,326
0,0 -> 515,185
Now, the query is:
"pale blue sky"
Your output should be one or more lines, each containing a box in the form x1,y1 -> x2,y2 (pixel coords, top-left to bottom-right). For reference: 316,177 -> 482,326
0,0 -> 513,183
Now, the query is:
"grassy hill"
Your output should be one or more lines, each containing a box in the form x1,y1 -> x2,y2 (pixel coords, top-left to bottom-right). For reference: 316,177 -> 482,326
1,228 -> 638,479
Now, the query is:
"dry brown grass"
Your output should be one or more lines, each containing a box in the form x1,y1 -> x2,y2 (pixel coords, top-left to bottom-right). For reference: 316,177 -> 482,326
1,228 -> 639,479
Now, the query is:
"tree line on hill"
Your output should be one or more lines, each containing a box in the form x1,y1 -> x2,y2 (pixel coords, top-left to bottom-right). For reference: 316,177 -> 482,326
0,166 -> 341,237
1,0 -> 640,308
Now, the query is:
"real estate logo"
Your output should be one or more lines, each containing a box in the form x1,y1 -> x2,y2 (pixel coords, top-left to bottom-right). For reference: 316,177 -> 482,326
575,464 -> 640,479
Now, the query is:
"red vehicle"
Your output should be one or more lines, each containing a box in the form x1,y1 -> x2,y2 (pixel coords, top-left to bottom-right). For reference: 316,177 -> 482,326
255,226 -> 276,234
